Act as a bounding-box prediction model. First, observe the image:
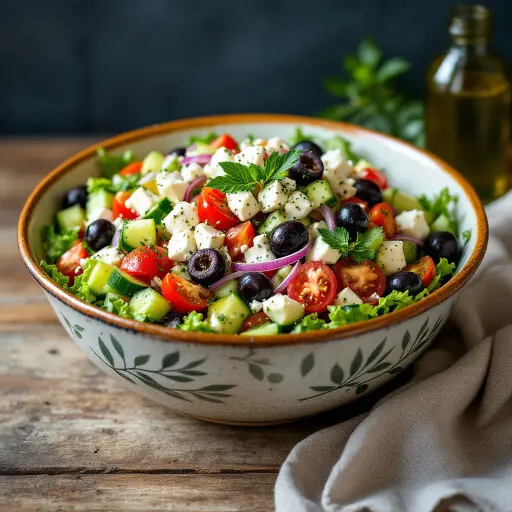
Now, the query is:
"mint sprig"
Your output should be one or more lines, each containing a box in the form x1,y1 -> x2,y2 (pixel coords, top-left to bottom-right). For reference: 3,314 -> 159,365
318,227 -> 384,263
207,149 -> 301,194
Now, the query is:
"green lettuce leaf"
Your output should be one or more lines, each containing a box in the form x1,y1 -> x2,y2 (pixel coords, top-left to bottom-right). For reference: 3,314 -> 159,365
97,148 -> 138,179
111,173 -> 142,192
95,293 -> 133,318
69,260 -> 96,303
186,132 -> 218,146
87,177 -> 113,194
291,313 -> 326,333
42,225 -> 80,263
418,187 -> 458,233
40,260 -> 70,288
288,128 -> 360,161
427,258 -> 456,293
179,311 -> 215,332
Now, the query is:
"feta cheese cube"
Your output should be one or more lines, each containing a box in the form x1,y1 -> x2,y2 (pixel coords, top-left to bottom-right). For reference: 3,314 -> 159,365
235,146 -> 265,167
87,207 -> 113,225
337,178 -> 357,200
194,223 -> 225,250
308,221 -> 328,241
167,229 -> 197,262
249,300 -> 264,313
125,187 -> 159,217
227,191 -> 261,221
284,191 -> 313,220
90,246 -> 124,267
265,137 -> 289,155
262,294 -> 305,325
244,234 -> 275,264
334,287 -> 363,307
257,180 -> 288,213
281,177 -> 297,195
321,149 -> 355,198
163,201 -> 199,234
395,209 -> 430,240
306,236 -> 341,265
204,147 -> 234,179
156,171 -> 188,204
376,241 -> 406,276
181,162 -> 205,183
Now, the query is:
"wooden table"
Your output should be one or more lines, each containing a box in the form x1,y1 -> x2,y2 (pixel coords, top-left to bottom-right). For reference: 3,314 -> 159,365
0,139 -> 468,511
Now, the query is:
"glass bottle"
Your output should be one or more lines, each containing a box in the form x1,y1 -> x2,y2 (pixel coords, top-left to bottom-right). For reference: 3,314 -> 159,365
426,5 -> 509,203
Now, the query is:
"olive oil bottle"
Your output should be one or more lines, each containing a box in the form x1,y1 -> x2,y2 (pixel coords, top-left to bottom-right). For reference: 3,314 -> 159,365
426,5 -> 509,202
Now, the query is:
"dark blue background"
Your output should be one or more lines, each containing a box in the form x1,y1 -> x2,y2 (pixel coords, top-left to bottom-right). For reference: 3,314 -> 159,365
1,0 -> 510,135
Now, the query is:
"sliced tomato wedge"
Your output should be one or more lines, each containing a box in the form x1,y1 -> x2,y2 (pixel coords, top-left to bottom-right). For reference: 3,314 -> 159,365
120,246 -> 173,283
119,161 -> 143,176
287,261 -> 337,313
404,256 -> 436,287
368,202 -> 396,239
225,221 -> 255,260
359,167 -> 388,190
333,258 -> 386,298
112,191 -> 138,220
210,133 -> 238,151
242,312 -> 271,332
56,242 -> 89,284
161,274 -> 211,314
341,196 -> 368,211
197,187 -> 239,231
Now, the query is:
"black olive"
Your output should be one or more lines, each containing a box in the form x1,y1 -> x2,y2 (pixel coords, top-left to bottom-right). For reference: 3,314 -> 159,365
288,151 -> 324,186
354,179 -> 383,207
269,220 -> 309,257
423,231 -> 459,263
162,312 -> 184,329
63,186 -> 88,209
238,273 -> 273,303
291,140 -> 324,158
188,249 -> 225,286
85,219 -> 116,252
388,272 -> 424,296
335,203 -> 369,241
168,146 -> 186,157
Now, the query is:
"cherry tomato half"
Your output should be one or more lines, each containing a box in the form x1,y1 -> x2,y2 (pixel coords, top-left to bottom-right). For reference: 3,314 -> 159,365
210,133 -> 238,151
287,261 -> 337,313
121,246 -> 173,283
368,202 -> 396,239
161,274 -> 211,314
197,187 -> 239,231
119,161 -> 143,176
112,191 -> 138,220
333,258 -> 386,299
341,196 -> 368,211
359,167 -> 388,190
225,221 -> 255,260
56,242 -> 89,284
242,312 -> 271,332
404,256 -> 437,287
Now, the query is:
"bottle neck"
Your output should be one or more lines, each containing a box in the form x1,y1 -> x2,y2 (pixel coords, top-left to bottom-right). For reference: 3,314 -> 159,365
450,36 -> 489,57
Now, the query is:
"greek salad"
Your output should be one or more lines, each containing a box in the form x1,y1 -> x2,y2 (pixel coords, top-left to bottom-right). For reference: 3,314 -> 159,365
40,130 -> 465,336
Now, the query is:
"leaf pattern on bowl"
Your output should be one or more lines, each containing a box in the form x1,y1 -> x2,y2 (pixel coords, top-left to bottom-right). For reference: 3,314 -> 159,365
230,348 -> 284,384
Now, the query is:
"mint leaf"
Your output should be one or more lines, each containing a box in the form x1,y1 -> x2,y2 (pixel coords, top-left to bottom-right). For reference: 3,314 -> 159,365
42,226 -> 79,263
318,227 -> 350,255
318,226 -> 383,262
263,149 -> 301,182
209,161 -> 260,193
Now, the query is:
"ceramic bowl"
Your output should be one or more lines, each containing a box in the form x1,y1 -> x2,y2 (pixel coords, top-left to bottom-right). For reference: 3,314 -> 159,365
18,114 -> 487,425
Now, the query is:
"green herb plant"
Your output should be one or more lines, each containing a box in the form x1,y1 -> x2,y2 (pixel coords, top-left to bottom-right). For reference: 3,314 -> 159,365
318,227 -> 384,262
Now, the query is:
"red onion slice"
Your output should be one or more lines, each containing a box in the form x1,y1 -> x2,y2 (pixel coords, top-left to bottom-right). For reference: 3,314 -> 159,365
317,205 -> 336,231
232,241 -> 313,273
184,176 -> 207,203
181,154 -> 212,166
209,270 -> 246,291
111,224 -> 123,248
391,234 -> 424,247
273,261 -> 301,294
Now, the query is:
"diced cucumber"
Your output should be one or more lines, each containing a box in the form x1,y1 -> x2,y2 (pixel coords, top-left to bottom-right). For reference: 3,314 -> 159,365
141,151 -> 165,175
402,241 -> 418,264
271,265 -> 293,289
431,214 -> 457,236
368,230 -> 384,252
298,216 -> 312,228
304,179 -> 337,209
120,219 -> 157,251
107,268 -> 148,297
258,210 -> 287,236
194,142 -> 216,155
86,189 -> 113,216
382,188 -> 434,223
129,288 -> 170,322
214,280 -> 238,299
241,323 -> 279,336
143,197 -> 173,224
87,260 -> 116,296
207,294 -> 251,334
56,204 -> 85,232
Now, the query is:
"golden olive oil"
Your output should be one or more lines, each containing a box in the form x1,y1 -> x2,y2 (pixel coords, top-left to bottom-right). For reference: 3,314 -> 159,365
426,5 -> 510,202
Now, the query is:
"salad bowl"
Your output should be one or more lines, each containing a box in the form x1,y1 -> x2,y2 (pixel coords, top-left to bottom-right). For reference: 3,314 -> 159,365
18,114 -> 487,425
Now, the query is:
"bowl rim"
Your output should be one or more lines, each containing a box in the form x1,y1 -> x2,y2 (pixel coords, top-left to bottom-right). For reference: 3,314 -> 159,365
18,113 -> 488,347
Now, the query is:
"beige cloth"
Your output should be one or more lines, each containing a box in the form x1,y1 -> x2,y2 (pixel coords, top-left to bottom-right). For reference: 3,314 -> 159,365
275,193 -> 512,512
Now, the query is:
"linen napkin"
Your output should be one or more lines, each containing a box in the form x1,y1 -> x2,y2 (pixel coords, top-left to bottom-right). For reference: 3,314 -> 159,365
275,192 -> 512,512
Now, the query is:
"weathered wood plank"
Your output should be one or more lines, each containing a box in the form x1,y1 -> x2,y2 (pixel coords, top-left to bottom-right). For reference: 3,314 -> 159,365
0,474 -> 275,511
